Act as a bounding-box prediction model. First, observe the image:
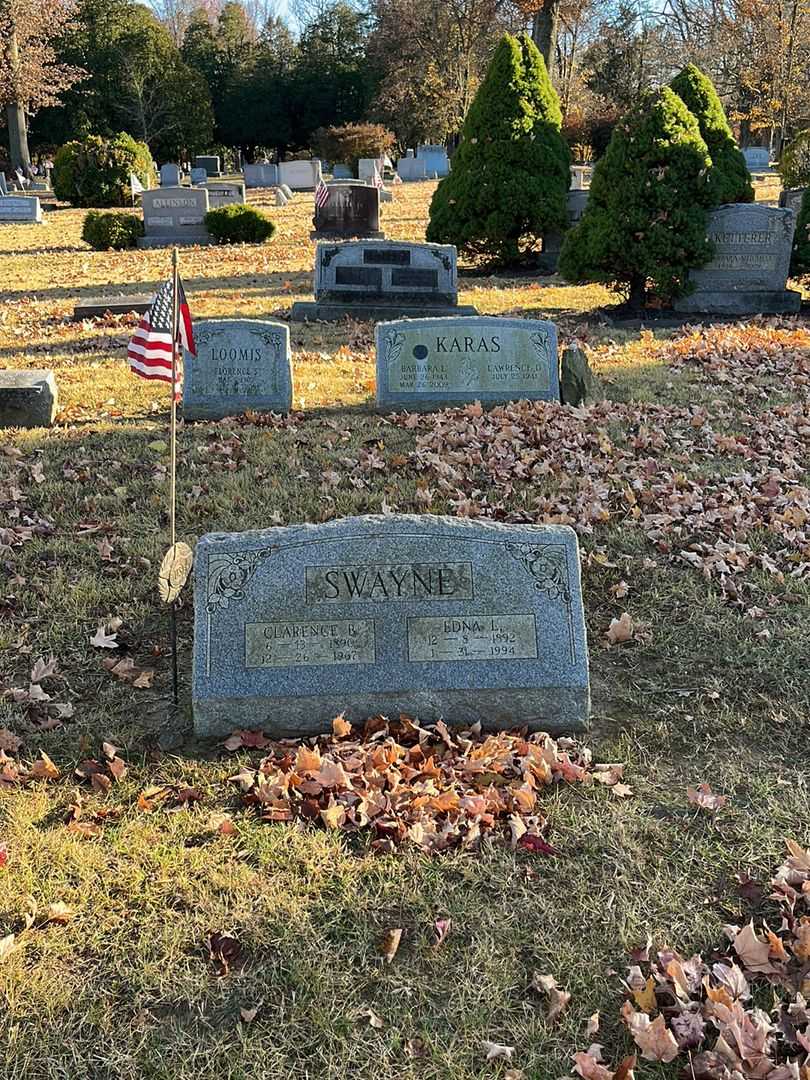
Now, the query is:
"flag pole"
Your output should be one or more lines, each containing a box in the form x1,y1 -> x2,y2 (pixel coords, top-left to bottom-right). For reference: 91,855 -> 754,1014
169,247 -> 180,707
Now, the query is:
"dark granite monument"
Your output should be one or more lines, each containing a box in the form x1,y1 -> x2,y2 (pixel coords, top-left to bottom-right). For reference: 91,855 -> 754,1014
311,182 -> 383,240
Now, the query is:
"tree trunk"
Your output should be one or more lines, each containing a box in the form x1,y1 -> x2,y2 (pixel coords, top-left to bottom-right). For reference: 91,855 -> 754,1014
627,275 -> 647,313
7,101 -> 31,176
531,0 -> 561,81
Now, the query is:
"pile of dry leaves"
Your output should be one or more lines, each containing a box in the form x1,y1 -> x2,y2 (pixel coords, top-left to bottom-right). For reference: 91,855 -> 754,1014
575,839 -> 810,1080
226,716 -> 625,854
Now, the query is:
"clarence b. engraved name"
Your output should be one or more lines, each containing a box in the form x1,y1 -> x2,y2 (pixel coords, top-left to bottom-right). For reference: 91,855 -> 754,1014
306,561 -> 473,602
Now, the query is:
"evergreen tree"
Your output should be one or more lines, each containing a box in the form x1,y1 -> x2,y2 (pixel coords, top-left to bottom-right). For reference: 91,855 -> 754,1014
558,87 -> 714,311
790,187 -> 810,277
426,32 -> 570,266
670,63 -> 753,205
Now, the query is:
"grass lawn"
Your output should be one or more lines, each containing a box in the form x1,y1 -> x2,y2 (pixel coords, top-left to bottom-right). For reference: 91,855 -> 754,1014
0,181 -> 809,1080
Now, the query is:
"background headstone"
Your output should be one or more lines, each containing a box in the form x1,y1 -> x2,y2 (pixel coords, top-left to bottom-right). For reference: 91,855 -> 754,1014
160,163 -> 182,186
0,173 -> 8,196
280,184 -> 294,199
742,147 -> 770,171
244,163 -> 278,188
190,167 -> 208,185
203,181 -> 246,208
376,315 -> 559,410
196,155 -> 221,177
312,182 -> 383,239
560,344 -> 595,406
182,319 -> 292,420
0,195 -> 42,223
275,189 -> 288,207
416,144 -> 450,177
358,157 -> 382,181
397,150 -> 428,182
138,186 -> 211,248
332,164 -> 353,179
192,515 -> 590,737
0,369 -> 58,427
278,160 -> 322,190
567,189 -> 589,226
674,203 -> 800,314
779,187 -> 806,215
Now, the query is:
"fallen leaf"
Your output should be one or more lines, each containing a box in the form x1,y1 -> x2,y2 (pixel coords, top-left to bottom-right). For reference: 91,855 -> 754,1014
0,934 -> 16,962
687,783 -> 727,812
433,917 -> 451,948
90,625 -> 118,649
207,932 -> 242,977
0,729 -> 22,753
29,751 -> 59,780
606,612 -> 635,645
30,655 -> 57,683
632,975 -> 657,1013
733,921 -> 775,973
632,1014 -> 678,1062
586,1013 -> 600,1036
379,928 -> 402,964
45,901 -> 74,924
573,1048 -> 613,1080
239,1002 -> 261,1023
547,986 -> 572,1022
332,712 -> 352,738
357,1007 -> 384,1029
482,1040 -> 514,1061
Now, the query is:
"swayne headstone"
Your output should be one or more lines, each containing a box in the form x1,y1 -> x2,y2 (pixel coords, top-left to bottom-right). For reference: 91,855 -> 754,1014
674,204 -> 800,314
376,316 -> 559,410
192,515 -> 589,737
182,319 -> 292,420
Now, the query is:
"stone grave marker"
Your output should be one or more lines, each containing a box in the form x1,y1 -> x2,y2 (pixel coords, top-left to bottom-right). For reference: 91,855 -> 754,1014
0,196 -> 42,223
674,204 -> 801,314
72,295 -> 151,321
278,159 -> 322,190
0,173 -> 7,196
204,181 -> 246,207
160,163 -> 182,186
192,514 -> 589,737
417,144 -> 450,177
311,182 -> 383,240
332,164 -> 353,179
291,240 -> 478,321
779,187 -> 806,215
244,163 -> 278,188
280,183 -> 294,199
182,319 -> 292,420
397,150 -> 427,182
358,157 -> 382,181
196,154 -> 221,177
376,316 -> 559,411
138,186 -> 212,248
567,189 -> 589,225
0,370 -> 58,427
190,167 -> 208,185
275,189 -> 288,207
742,147 -> 770,171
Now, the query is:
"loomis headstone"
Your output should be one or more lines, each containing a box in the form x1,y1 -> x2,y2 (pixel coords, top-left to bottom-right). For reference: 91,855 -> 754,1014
182,319 -> 292,420
311,182 -> 383,239
192,515 -> 589,737
376,316 -> 559,410
674,204 -> 800,314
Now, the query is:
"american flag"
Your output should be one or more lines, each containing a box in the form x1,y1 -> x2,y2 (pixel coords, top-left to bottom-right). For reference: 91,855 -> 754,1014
127,278 -> 195,398
315,178 -> 330,209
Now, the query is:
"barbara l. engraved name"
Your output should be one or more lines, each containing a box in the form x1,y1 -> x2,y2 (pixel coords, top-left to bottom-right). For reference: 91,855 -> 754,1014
306,561 -> 473,602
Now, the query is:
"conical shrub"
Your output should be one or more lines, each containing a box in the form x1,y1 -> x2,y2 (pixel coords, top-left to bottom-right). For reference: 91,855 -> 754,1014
426,32 -> 570,266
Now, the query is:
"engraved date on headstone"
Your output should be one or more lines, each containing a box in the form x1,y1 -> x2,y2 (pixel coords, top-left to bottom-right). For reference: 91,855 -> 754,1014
408,613 -> 538,662
245,618 -> 375,668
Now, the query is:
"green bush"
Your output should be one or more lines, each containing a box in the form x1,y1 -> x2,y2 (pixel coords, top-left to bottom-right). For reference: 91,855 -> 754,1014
53,132 -> 153,208
790,186 -> 810,276
670,64 -> 753,205
311,123 -> 395,172
204,204 -> 276,244
779,131 -> 810,190
426,32 -> 570,266
559,87 -> 714,310
81,210 -> 144,250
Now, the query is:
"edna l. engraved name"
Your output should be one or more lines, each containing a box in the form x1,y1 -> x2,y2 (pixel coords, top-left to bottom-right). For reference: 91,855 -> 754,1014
306,561 -> 474,602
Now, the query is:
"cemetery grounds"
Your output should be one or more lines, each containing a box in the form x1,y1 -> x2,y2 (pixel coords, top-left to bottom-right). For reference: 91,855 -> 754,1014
0,180 -> 808,1080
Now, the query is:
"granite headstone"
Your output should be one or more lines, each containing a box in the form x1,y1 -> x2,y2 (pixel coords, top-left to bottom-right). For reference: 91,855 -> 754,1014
192,514 -> 589,737
196,155 -> 221,177
0,196 -> 42,223
0,369 -> 58,427
190,167 -> 208,185
376,316 -> 559,410
311,182 -> 383,239
674,203 -> 800,314
244,163 -> 278,188
417,144 -> 450,177
742,147 -> 770,171
291,240 -> 478,321
397,150 -> 427,182
182,319 -> 292,420
332,164 -> 353,179
138,186 -> 212,248
278,160 -> 322,190
779,187 -> 806,215
160,163 -> 182,186
204,181 -> 246,207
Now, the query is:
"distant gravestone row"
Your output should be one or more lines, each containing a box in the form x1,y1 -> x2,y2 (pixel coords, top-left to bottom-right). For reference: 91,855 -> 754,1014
191,514 -> 589,737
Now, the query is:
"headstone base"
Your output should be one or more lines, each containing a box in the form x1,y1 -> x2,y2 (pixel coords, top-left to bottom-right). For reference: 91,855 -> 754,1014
72,296 -> 152,320
673,289 -> 802,315
0,369 -> 58,428
310,229 -> 385,240
289,301 -> 479,322
193,685 -> 589,739
136,235 -> 215,249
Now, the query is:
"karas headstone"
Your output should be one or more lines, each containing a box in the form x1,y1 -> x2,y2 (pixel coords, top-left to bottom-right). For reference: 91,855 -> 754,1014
192,515 -> 589,737
674,203 -> 800,314
376,316 -> 559,410
0,369 -> 58,427
417,144 -> 450,177
779,187 -> 806,215
182,319 -> 292,420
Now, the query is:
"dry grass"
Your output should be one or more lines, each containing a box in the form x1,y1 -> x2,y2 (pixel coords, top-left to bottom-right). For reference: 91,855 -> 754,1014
0,180 -> 808,1080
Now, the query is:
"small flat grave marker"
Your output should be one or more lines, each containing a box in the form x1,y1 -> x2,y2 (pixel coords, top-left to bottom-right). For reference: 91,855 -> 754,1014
182,319 -> 292,420
0,195 -> 42,223
0,369 -> 58,427
376,316 -> 559,410
192,515 -> 589,737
